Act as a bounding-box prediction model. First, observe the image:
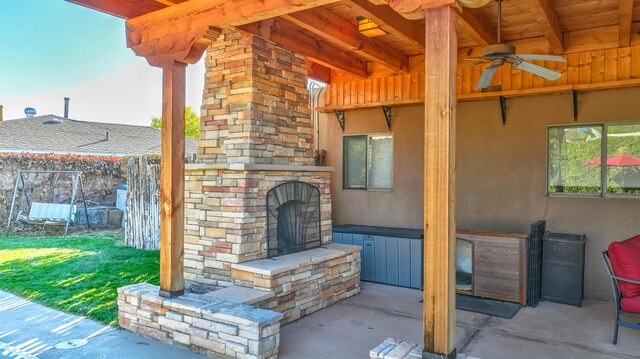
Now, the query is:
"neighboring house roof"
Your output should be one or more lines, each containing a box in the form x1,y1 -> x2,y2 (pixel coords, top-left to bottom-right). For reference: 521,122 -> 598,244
0,115 -> 198,156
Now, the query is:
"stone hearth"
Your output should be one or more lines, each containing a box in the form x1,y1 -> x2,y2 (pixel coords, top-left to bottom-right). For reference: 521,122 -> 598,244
232,243 -> 361,324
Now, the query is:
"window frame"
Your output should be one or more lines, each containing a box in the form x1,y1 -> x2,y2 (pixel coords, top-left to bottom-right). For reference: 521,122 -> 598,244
342,132 -> 394,191
546,121 -> 640,198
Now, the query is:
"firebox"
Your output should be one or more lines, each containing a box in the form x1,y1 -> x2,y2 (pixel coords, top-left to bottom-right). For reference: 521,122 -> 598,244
266,181 -> 321,257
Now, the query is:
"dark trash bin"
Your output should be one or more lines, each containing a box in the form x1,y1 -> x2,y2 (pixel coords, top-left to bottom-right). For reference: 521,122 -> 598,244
541,232 -> 586,307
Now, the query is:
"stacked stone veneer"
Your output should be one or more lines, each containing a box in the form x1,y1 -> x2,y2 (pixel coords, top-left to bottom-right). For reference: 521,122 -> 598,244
184,29 -> 337,291
184,166 -> 333,289
232,244 -> 361,324
198,30 -> 314,165
119,283 -> 282,359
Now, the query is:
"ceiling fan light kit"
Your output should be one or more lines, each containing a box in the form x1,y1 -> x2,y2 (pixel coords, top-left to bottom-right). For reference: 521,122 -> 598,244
463,0 -> 566,90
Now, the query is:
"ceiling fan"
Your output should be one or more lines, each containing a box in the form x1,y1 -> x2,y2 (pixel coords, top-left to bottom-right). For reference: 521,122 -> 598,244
464,0 -> 567,90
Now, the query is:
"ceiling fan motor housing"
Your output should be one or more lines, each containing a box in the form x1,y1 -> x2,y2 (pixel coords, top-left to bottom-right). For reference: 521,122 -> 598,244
483,43 -> 516,58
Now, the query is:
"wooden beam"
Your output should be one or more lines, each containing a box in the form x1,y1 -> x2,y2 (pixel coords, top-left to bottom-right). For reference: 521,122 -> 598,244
307,60 -> 332,84
281,8 -> 409,72
66,0 -> 165,19
159,60 -> 186,298
523,0 -> 564,54
423,5 -> 457,357
126,0 -> 340,34
619,0 -> 634,47
346,0 -> 425,48
241,19 -> 368,78
456,6 -> 496,47
387,0 -> 456,19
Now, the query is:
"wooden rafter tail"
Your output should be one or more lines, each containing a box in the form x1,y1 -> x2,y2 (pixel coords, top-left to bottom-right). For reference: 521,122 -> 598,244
240,19 -> 368,79
618,0 -> 634,47
124,0 -> 341,33
456,6 -> 497,47
523,0 -> 564,54
65,0 -> 166,19
281,8 -> 409,72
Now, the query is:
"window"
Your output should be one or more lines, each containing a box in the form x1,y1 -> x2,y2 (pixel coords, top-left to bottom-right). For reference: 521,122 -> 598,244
548,122 -> 640,196
343,134 -> 393,190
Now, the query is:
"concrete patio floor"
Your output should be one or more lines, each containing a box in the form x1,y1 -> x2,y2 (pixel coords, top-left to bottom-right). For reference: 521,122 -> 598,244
2,284 -> 639,359
279,282 -> 640,359
0,290 -> 205,359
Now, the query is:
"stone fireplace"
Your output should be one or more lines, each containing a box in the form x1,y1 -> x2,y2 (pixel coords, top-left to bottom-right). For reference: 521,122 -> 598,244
182,30 -> 361,323
118,30 -> 360,359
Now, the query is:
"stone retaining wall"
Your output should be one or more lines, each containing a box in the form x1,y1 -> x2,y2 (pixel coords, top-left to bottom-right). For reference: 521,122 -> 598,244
118,283 -> 283,359
231,243 -> 361,324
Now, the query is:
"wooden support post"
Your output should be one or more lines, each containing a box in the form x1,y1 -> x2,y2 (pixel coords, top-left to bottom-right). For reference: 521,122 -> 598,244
126,14 -> 219,299
159,61 -> 186,298
422,5 -> 457,359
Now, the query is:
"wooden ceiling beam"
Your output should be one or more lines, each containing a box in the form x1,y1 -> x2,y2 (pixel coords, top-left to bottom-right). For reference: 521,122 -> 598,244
126,0 -> 341,34
306,60 -> 332,83
126,0 -> 341,66
619,0 -> 634,47
523,0 -> 564,54
456,7 -> 496,47
66,0 -> 166,19
240,19 -> 368,78
346,0 -> 425,48
281,8 -> 408,72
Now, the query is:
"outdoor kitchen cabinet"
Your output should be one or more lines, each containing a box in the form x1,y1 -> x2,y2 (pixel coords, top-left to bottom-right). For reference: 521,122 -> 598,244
332,225 -> 423,289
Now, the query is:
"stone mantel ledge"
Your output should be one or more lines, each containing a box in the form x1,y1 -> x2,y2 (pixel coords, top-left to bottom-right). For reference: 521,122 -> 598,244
185,162 -> 334,172
231,243 -> 361,276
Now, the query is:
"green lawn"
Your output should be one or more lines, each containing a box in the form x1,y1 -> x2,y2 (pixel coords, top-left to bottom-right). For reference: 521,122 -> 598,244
0,231 -> 159,326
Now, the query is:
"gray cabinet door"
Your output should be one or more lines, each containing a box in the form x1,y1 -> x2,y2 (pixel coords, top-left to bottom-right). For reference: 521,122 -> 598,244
333,230 -> 423,289
410,239 -> 423,289
374,236 -> 387,283
363,236 -> 376,282
398,238 -> 412,287
386,237 -> 399,286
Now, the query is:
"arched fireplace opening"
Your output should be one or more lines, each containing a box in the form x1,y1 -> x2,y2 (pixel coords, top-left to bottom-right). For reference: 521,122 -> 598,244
266,181 -> 321,257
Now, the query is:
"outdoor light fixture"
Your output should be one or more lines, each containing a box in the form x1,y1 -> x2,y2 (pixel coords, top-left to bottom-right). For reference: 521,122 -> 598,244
357,16 -> 387,37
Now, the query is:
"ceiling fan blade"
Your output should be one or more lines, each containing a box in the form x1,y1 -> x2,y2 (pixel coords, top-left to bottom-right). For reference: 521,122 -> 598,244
476,66 -> 499,90
514,54 -> 567,62
513,61 -> 563,81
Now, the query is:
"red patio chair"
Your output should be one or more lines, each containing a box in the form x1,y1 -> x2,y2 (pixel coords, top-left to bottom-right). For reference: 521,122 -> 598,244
601,235 -> 640,344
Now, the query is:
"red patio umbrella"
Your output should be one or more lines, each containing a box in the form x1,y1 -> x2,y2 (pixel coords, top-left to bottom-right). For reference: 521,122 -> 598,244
583,154 -> 640,166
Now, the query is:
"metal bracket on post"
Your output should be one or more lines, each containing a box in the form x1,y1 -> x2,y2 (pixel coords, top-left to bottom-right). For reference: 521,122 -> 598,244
573,90 -> 579,122
382,106 -> 392,130
334,110 -> 345,132
499,96 -> 507,126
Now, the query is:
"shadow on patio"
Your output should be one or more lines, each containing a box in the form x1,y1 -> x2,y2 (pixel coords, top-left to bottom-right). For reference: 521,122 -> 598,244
279,282 -> 640,359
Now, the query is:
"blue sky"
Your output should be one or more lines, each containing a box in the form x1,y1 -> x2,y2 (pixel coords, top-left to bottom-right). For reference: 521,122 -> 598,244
0,0 -> 205,125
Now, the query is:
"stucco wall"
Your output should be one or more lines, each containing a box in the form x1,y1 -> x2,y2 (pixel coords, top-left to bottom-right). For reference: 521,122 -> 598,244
318,86 -> 640,300
319,105 -> 424,230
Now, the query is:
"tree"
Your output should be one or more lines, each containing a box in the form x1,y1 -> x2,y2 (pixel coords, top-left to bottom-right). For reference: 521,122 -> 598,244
150,106 -> 200,139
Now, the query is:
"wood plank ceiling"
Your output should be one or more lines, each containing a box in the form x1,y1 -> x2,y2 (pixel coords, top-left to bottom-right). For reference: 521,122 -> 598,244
68,0 -> 639,80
